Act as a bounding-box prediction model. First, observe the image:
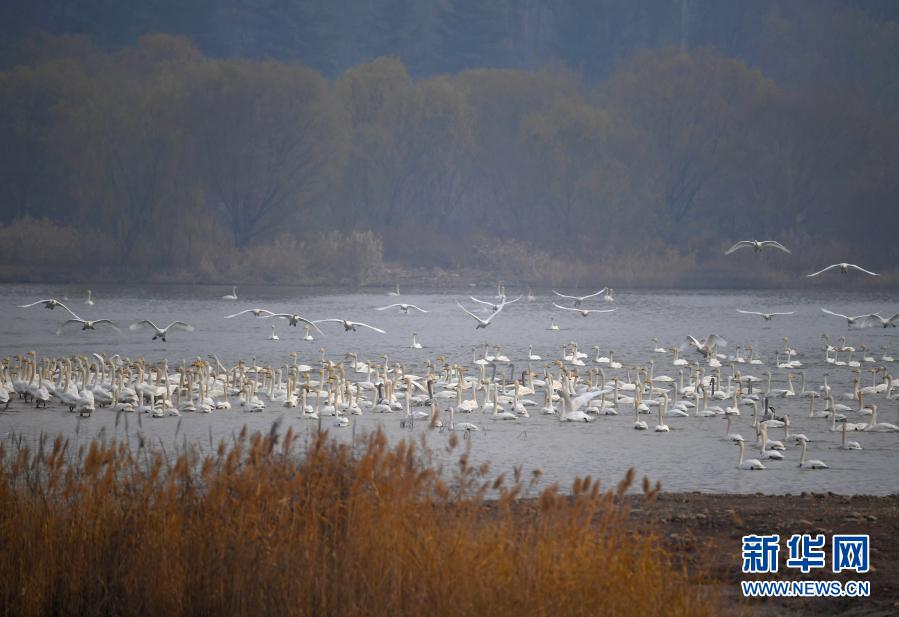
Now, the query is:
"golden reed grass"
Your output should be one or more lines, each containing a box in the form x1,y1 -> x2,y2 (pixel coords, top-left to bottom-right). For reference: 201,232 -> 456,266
0,425 -> 722,617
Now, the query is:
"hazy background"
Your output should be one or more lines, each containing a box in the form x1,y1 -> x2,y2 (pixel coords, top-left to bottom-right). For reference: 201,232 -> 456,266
1,0 -> 897,287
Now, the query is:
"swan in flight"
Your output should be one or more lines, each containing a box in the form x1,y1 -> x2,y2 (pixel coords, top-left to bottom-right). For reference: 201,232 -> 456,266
820,308 -> 870,328
19,299 -> 78,316
736,441 -> 765,470
725,240 -> 790,255
737,310 -> 795,321
129,320 -> 194,341
857,313 -> 898,328
56,315 -> 120,334
798,441 -> 828,469
222,286 -> 238,300
457,302 -> 501,329
470,295 -> 520,312
551,289 -> 607,307
224,308 -> 275,319
85,289 -> 94,306
808,263 -> 879,277
314,318 -> 385,334
552,303 -> 616,317
686,334 -> 727,357
376,303 -> 428,314
267,313 -> 325,335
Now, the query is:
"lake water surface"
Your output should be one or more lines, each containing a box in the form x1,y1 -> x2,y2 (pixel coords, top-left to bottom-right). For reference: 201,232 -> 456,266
1,283 -> 897,495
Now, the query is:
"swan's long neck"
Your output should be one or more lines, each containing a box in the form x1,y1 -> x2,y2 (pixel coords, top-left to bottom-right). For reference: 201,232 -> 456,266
738,442 -> 745,466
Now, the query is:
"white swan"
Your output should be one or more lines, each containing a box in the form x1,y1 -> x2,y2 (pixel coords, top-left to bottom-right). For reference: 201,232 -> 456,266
725,240 -> 790,255
686,334 -> 727,357
552,303 -> 616,317
387,283 -> 400,296
856,313 -> 898,328
457,302 -> 502,329
224,308 -> 274,319
798,441 -> 828,469
821,308 -> 871,328
840,423 -> 862,450
411,333 -> 422,349
19,299 -> 79,316
808,263 -> 879,277
222,286 -> 238,300
376,303 -> 428,314
549,317 -> 559,331
129,320 -> 194,341
736,309 -> 795,321
268,324 -> 279,341
736,441 -> 765,470
85,289 -> 94,306
551,288 -> 607,307
725,415 -> 743,442
865,404 -> 899,432
270,313 -> 326,335
56,315 -> 120,335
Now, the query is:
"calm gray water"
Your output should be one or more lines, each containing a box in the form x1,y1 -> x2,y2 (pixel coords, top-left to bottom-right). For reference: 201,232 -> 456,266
1,283 -> 897,495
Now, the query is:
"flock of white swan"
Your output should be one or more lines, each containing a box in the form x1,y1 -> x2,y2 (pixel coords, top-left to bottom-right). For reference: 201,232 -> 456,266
4,241 -> 897,475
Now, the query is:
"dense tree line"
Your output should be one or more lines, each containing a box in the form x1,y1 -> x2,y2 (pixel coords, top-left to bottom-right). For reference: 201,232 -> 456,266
0,31 -> 896,286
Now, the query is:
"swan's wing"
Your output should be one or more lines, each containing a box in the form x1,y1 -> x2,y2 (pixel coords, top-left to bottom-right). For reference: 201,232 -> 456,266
685,335 -> 702,348
94,319 -> 121,333
853,314 -> 881,328
18,299 -> 55,308
502,295 -> 522,305
706,334 -> 727,348
129,320 -> 158,331
457,303 -> 483,322
886,313 -> 899,325
821,308 -> 849,319
313,318 -> 345,325
769,312 -> 796,316
724,241 -> 752,255
552,290 -> 578,300
56,319 -> 82,335
166,321 -> 194,332
375,304 -> 402,311
570,389 -> 608,411
736,310 -> 764,316
847,264 -> 879,276
577,289 -> 607,301
807,264 -> 838,277
761,240 -> 791,253
406,304 -> 429,313
552,303 -> 581,312
469,296 -> 495,307
353,322 -> 386,334
584,308 -> 616,314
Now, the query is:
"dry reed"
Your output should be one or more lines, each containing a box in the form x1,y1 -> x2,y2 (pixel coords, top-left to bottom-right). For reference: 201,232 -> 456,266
0,426 -> 722,617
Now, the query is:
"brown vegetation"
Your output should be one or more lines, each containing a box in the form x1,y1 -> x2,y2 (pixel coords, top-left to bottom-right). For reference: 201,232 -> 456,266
0,426 -> 722,617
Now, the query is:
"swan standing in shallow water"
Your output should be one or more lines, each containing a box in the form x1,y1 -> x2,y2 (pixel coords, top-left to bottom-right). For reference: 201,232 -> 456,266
222,286 -> 238,300
129,320 -> 194,342
84,289 -> 94,306
808,263 -> 879,277
268,324 -> 279,341
549,317 -> 559,331
725,240 -> 790,255
411,333 -> 422,349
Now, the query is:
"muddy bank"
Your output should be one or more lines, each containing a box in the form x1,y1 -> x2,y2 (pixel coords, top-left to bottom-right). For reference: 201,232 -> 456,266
624,492 -> 898,616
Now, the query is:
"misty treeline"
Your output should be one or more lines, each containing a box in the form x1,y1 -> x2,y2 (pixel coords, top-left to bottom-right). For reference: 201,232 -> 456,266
1,31 -> 897,286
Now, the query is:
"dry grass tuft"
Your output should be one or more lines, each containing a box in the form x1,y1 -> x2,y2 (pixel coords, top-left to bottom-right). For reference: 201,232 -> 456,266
0,427 -> 722,617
